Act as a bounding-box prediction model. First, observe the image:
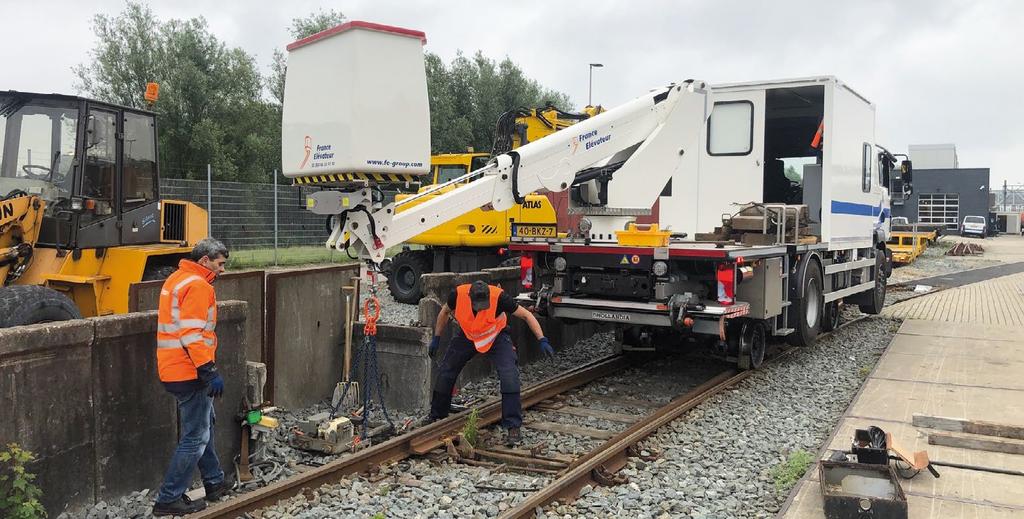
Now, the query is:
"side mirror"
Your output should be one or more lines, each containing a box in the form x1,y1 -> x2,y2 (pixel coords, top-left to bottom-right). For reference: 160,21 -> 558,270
900,159 -> 913,195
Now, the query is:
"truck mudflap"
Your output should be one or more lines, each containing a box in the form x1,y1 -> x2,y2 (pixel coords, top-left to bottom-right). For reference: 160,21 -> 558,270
544,295 -> 750,333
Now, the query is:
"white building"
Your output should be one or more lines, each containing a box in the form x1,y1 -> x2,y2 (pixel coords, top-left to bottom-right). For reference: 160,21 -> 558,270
909,143 -> 959,169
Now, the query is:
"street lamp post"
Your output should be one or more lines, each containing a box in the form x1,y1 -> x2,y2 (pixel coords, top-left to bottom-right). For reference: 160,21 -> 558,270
589,63 -> 603,106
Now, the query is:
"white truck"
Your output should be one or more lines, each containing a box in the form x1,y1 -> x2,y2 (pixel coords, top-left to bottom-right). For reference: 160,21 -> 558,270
282,21 -> 913,368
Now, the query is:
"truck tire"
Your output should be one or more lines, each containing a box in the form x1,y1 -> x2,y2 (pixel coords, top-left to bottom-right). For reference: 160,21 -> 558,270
858,255 -> 887,315
387,250 -> 432,304
787,263 -> 823,347
0,285 -> 83,328
142,265 -> 177,281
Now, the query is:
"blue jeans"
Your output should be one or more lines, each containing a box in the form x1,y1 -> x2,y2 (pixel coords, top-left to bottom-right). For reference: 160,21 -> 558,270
156,387 -> 224,503
429,330 -> 522,428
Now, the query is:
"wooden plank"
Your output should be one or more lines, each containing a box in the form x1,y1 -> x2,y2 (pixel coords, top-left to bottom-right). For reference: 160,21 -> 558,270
525,421 -> 616,440
928,431 -> 1024,455
913,414 -> 1024,440
474,449 -> 569,470
584,393 -> 662,410
552,406 -> 640,424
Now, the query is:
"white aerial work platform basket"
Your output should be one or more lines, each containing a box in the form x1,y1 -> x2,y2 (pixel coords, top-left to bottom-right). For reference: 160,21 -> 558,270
281,21 -> 431,182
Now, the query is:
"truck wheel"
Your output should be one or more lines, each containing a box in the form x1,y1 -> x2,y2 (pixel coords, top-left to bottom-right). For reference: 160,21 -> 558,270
858,255 -> 887,315
787,263 -> 823,347
387,250 -> 432,304
0,285 -> 83,328
736,320 -> 766,370
822,301 -> 841,332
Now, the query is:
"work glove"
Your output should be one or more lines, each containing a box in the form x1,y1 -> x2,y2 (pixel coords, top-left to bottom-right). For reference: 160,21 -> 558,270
207,374 -> 225,398
539,337 -> 555,359
429,336 -> 441,358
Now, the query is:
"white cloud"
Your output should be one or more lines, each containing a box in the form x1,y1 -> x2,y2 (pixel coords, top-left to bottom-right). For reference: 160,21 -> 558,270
3,0 -> 1021,183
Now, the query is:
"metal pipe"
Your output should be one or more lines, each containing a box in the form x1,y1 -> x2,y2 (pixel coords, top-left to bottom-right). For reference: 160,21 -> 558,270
273,169 -> 278,265
207,164 -> 213,224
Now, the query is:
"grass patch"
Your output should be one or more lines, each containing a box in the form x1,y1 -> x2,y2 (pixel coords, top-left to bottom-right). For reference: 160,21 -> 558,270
371,513 -> 385,519
858,365 -> 872,378
227,246 -> 356,269
771,450 -> 815,493
226,245 -> 408,270
462,408 -> 480,448
377,484 -> 390,496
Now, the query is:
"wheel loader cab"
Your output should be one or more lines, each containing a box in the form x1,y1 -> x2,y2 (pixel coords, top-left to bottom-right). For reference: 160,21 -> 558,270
1,91 -> 208,322
0,92 -> 161,250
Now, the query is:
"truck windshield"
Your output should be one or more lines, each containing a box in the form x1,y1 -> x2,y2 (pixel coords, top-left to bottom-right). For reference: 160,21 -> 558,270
0,95 -> 79,212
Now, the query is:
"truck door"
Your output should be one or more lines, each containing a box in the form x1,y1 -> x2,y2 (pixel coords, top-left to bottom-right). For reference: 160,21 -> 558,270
699,91 -> 766,233
120,111 -> 161,244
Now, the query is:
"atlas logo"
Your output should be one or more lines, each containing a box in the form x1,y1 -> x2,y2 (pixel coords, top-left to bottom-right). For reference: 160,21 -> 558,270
523,200 -> 542,209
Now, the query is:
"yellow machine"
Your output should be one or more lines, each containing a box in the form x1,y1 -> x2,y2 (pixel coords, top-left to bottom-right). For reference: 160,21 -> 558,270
386,106 -> 600,302
886,231 -> 932,265
0,91 -> 208,327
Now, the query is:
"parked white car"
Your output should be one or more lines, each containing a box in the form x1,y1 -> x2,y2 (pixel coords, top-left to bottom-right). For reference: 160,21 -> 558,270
960,215 -> 987,238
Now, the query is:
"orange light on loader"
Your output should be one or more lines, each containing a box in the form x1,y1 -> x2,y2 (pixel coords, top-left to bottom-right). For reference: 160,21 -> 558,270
145,83 -> 160,104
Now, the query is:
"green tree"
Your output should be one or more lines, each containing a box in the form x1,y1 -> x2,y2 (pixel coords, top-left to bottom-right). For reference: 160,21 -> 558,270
427,51 -> 572,154
75,2 -> 275,182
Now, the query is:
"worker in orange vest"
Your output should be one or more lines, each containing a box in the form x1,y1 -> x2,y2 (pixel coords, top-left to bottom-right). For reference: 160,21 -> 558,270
153,238 -> 230,516
427,280 -> 554,446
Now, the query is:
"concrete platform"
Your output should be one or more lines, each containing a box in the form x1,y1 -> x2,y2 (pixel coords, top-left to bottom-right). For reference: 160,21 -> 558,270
778,319 -> 1024,518
883,271 -> 1024,326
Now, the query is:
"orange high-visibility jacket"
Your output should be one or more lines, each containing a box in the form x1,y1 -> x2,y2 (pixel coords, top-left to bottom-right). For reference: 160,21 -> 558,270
453,284 -> 508,353
157,259 -> 218,385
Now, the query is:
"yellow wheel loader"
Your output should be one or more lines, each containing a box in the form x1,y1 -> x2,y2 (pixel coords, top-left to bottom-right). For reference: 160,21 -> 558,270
0,91 -> 207,327
386,105 -> 601,303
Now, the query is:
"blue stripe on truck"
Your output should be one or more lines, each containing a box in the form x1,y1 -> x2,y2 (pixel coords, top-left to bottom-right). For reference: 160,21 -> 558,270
831,200 -> 890,218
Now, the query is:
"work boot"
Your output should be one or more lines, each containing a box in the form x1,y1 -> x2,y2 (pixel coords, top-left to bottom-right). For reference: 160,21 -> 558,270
505,427 -> 521,447
152,494 -> 207,516
204,480 -> 229,501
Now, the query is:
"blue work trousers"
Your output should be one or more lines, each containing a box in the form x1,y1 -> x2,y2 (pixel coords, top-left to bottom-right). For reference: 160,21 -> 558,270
156,387 -> 225,503
430,330 -> 522,428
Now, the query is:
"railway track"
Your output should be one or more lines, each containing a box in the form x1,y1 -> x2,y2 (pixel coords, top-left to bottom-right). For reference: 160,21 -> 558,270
198,316 -> 869,518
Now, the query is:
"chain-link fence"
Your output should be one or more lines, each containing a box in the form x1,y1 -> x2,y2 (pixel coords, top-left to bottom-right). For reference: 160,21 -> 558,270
160,168 -> 400,268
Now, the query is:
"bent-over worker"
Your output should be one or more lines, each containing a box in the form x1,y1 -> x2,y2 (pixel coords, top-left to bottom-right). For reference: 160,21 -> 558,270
152,238 -> 230,516
427,280 -> 554,445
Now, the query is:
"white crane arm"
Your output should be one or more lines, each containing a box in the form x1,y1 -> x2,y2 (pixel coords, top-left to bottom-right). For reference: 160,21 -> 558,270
309,81 -> 707,263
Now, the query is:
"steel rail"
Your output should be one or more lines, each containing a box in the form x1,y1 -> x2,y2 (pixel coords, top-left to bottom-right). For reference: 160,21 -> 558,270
499,369 -> 748,518
498,313 -> 874,518
195,354 -> 628,518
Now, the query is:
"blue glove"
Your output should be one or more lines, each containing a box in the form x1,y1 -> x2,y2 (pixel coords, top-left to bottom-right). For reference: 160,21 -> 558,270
539,337 -> 555,358
207,374 -> 224,398
429,336 -> 441,358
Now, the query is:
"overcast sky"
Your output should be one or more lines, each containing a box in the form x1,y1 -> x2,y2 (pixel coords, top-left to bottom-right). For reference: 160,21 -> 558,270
4,0 -> 1021,185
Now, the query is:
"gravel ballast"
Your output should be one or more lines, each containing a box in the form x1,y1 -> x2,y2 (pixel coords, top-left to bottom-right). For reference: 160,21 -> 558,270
248,318 -> 897,519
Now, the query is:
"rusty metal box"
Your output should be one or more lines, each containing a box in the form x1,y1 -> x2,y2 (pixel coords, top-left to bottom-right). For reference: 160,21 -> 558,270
819,460 -> 907,519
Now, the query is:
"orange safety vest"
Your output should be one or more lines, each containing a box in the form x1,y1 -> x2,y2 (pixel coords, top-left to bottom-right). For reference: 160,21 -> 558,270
453,284 -> 508,353
156,259 -> 218,383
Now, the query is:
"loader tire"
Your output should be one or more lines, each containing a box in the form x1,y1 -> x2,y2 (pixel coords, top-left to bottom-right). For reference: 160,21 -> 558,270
787,262 -> 823,347
0,285 -> 82,328
498,256 -> 521,268
142,265 -> 177,282
388,250 -> 432,304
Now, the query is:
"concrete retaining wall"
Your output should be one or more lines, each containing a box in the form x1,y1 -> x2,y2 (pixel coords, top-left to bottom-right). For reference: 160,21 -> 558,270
0,301 -> 247,515
130,270 -> 265,363
265,264 -> 360,408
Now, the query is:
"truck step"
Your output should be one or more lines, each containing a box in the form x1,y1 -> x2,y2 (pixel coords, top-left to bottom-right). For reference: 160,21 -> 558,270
774,327 -> 795,335
781,301 -> 792,308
